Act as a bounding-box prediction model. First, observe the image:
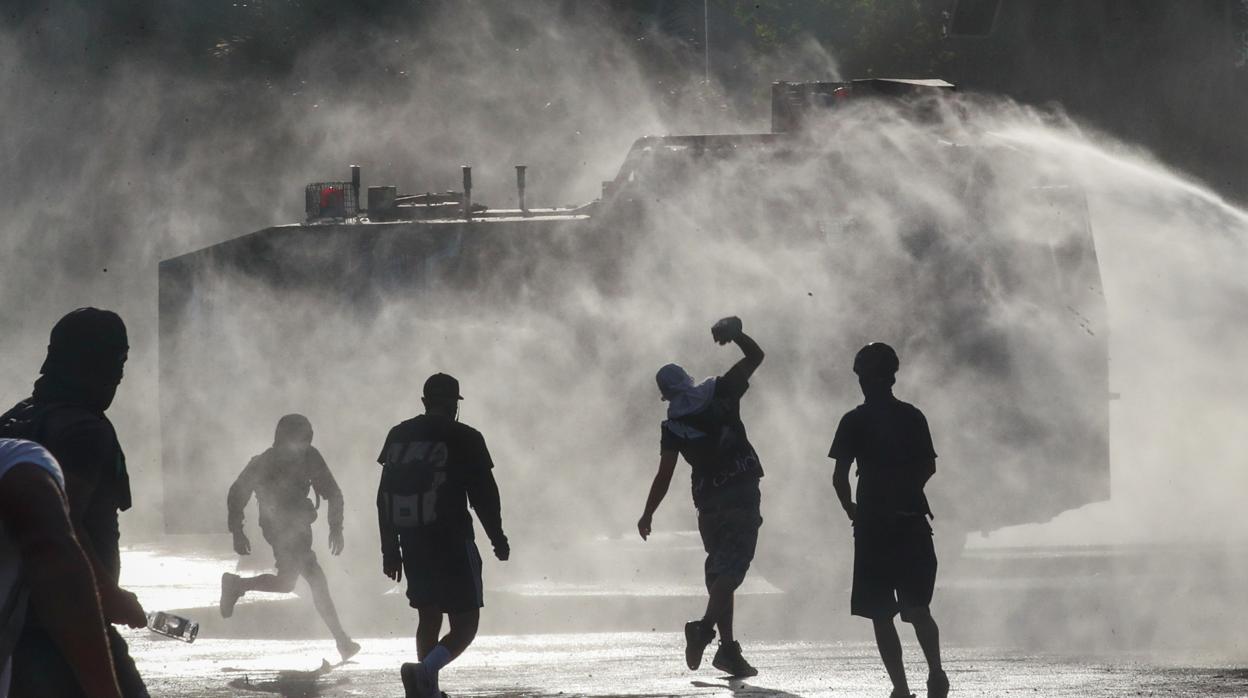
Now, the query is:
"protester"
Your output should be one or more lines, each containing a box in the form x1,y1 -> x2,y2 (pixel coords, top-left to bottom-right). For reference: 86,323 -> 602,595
376,373 -> 509,698
828,342 -> 948,698
638,316 -> 765,678
0,308 -> 149,697
0,438 -> 122,698
220,413 -> 360,662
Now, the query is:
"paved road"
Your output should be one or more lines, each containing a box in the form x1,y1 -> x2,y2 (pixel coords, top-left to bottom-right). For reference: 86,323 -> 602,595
127,631 -> 1248,697
112,540 -> 1248,696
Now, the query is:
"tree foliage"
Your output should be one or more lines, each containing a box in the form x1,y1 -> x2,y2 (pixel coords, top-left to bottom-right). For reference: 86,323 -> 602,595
717,0 -> 950,76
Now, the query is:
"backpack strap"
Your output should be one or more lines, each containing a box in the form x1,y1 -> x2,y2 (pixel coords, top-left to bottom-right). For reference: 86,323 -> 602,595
0,400 -> 68,444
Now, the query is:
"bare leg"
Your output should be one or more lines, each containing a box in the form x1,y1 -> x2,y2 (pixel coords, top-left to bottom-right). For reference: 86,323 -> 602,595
416,607 -> 444,660
237,570 -> 298,594
303,560 -> 349,643
411,609 -> 480,695
908,608 -> 943,675
703,574 -> 741,643
872,618 -> 909,695
440,609 -> 480,660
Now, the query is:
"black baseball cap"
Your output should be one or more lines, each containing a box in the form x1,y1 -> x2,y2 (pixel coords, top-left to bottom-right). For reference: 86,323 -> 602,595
423,373 -> 464,401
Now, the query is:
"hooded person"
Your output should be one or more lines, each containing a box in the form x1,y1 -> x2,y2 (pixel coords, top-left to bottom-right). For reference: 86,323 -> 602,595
220,414 -> 359,662
0,308 -> 151,698
638,316 -> 767,679
655,364 -> 717,438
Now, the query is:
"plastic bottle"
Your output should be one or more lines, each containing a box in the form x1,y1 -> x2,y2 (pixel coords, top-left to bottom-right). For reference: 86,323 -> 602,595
146,611 -> 199,643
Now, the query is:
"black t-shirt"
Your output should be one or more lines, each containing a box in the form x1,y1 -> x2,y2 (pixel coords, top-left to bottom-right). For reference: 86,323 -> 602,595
0,399 -> 130,583
377,415 -> 500,542
660,362 -> 764,509
829,397 -> 937,523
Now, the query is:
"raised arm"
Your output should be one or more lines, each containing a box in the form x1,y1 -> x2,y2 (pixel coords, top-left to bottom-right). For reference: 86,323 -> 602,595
712,316 -> 764,382
637,448 -> 679,540
733,331 -> 765,376
1,464 -> 124,698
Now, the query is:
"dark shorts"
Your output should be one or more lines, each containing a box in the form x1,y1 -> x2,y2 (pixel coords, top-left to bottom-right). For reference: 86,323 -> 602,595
261,523 -> 317,576
697,495 -> 763,588
399,534 -> 484,613
851,517 -> 937,622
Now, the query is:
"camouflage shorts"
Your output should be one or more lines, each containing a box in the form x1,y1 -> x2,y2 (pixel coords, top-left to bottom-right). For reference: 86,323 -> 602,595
697,503 -> 763,588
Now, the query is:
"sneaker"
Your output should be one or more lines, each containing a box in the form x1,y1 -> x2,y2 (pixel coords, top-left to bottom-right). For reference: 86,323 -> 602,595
337,639 -> 361,662
219,573 -> 242,618
400,662 -> 437,698
927,669 -> 949,698
684,620 -> 716,670
889,690 -> 915,698
711,640 -> 758,678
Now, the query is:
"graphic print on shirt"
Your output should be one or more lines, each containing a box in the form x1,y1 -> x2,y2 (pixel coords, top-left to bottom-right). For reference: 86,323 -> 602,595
382,440 -> 449,528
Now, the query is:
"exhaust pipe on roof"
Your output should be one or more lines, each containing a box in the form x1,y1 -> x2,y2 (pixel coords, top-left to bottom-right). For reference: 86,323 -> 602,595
350,165 -> 361,214
516,165 -> 527,215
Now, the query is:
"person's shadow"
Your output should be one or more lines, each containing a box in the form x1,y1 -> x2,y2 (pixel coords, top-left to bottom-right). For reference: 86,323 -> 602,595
691,678 -> 807,697
225,659 -> 350,697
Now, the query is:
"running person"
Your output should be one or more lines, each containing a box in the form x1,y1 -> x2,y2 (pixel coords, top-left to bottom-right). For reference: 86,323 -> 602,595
638,316 -> 765,678
219,414 -> 360,662
829,343 -> 948,698
377,373 -> 509,698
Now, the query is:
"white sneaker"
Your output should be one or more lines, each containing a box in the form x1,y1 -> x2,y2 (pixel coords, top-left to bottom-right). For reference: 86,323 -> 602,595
219,573 -> 242,618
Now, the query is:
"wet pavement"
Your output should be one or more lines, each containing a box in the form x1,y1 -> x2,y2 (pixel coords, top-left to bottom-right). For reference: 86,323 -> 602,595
126,631 -> 1248,697
113,540 -> 1248,697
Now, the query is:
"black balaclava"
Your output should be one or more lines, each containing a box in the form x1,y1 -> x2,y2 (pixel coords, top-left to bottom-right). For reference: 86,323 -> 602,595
32,308 -> 129,413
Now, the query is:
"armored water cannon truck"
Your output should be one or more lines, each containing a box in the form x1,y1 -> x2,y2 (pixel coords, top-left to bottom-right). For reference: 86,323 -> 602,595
159,80 -> 1108,569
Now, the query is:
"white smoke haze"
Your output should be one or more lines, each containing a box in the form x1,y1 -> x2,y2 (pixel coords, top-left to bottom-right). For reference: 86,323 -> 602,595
2,0 -> 1247,662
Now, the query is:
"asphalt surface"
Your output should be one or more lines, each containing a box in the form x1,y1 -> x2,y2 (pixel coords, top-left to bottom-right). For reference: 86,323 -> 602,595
126,631 -> 1248,697
111,540 -> 1248,697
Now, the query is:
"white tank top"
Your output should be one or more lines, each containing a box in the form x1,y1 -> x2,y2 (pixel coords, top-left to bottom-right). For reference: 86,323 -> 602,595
0,438 -> 64,698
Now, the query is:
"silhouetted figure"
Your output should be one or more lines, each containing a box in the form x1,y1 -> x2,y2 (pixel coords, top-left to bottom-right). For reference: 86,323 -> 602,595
376,373 -> 509,698
829,343 -> 948,698
0,308 -> 150,698
0,439 -> 122,698
639,316 -> 765,678
219,414 -> 360,662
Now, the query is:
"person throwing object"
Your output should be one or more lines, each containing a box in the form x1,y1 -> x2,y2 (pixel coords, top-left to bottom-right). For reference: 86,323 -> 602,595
638,316 -> 765,678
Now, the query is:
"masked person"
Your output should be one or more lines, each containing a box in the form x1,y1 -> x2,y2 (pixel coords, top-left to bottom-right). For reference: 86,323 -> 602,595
828,343 -> 948,698
376,373 -> 509,698
219,414 -> 360,662
0,438 -> 122,698
0,308 -> 150,698
638,316 -> 765,678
